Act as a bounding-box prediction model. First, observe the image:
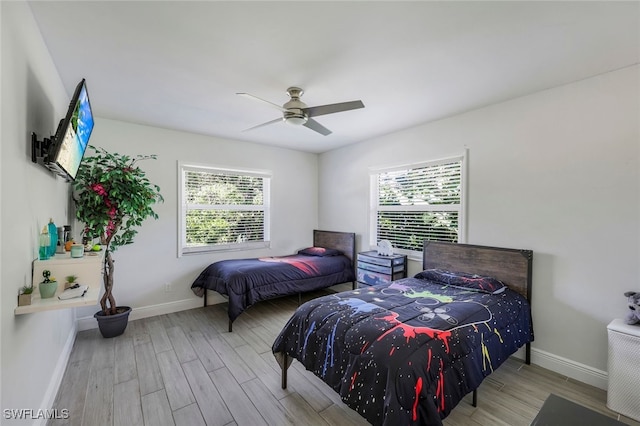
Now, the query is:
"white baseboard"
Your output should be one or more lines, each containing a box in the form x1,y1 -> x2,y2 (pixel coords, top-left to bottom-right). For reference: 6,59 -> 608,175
35,321 -> 77,425
76,298 -> 204,331
531,347 -> 608,390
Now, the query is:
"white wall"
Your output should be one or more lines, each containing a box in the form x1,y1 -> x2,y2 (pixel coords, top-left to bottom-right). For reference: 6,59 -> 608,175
72,118 -> 319,323
318,65 -> 639,388
1,2 -> 78,422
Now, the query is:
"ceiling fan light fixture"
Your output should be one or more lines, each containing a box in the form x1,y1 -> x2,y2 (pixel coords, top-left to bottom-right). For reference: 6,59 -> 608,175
284,111 -> 308,126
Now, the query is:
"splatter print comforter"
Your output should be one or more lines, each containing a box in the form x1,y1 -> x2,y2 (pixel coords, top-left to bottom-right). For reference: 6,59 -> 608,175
272,273 -> 533,425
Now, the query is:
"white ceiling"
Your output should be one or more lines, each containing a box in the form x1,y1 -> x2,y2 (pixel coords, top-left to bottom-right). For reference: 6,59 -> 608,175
28,1 -> 639,154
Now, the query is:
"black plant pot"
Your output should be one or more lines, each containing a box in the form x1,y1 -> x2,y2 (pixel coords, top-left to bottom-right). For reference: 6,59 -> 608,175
94,306 -> 132,338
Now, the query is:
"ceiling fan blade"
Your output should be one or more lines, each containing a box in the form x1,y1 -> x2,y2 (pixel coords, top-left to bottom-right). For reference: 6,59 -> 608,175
242,117 -> 283,132
303,100 -> 364,118
237,92 -> 287,112
303,118 -> 332,136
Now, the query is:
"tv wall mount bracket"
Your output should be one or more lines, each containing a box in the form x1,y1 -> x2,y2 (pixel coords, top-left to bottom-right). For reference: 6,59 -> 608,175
31,132 -> 71,181
31,132 -> 55,164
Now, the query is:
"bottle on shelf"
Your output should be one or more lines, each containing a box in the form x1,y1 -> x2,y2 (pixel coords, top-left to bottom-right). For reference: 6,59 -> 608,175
56,226 -> 65,254
39,226 -> 50,260
47,218 -> 57,257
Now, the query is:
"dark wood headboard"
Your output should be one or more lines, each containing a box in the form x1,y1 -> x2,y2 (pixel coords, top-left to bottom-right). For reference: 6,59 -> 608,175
422,241 -> 533,302
313,229 -> 356,266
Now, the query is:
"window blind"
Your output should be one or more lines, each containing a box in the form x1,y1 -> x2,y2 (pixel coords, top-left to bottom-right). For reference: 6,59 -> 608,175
179,165 -> 270,255
371,156 -> 464,255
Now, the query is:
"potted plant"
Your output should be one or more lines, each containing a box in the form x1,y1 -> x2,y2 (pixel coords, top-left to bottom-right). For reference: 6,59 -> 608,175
65,275 -> 78,290
18,285 -> 34,306
73,146 -> 163,338
38,270 -> 58,299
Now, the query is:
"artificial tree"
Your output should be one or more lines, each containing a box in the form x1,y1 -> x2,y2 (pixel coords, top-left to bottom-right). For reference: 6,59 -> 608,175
73,146 -> 163,315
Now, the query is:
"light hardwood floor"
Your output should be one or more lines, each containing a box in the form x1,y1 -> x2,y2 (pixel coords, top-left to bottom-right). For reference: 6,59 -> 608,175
49,289 -> 640,426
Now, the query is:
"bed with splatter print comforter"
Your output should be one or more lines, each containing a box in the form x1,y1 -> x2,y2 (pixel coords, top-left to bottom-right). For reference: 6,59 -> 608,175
272,270 -> 534,425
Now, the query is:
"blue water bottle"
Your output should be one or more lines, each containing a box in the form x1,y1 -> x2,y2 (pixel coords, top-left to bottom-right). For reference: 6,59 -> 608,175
48,218 -> 57,257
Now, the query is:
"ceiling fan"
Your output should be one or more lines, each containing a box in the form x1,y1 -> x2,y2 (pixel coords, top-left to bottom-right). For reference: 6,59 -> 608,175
237,87 -> 364,136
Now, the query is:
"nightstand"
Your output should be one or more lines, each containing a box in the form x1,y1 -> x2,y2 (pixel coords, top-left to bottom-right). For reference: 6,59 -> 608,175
357,250 -> 407,287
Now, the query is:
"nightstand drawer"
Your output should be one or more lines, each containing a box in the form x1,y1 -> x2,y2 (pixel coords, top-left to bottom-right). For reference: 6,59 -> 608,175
357,260 -> 405,275
357,269 -> 406,286
358,251 -> 406,267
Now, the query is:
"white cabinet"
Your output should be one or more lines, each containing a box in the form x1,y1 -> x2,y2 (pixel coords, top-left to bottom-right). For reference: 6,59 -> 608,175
607,318 -> 640,421
14,249 -> 105,315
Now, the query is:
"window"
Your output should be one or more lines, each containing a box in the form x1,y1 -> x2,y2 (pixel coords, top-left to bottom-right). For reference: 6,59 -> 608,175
370,153 -> 466,258
178,163 -> 271,256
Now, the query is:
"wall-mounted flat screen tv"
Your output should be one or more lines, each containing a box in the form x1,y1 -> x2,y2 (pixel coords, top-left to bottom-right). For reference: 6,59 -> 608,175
48,79 -> 94,181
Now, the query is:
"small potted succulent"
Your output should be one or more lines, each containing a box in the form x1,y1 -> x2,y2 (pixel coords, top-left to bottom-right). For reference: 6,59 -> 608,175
39,270 -> 58,299
65,275 -> 78,290
18,285 -> 34,306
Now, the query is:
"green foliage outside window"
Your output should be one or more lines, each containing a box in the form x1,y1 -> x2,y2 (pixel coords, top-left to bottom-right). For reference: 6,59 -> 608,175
376,160 -> 461,251
184,171 -> 266,247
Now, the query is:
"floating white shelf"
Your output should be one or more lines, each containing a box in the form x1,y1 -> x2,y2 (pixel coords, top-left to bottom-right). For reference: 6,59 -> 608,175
15,249 -> 105,315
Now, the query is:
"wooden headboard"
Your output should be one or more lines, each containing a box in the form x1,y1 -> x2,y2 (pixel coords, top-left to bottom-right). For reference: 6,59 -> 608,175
313,229 -> 356,265
423,241 -> 533,302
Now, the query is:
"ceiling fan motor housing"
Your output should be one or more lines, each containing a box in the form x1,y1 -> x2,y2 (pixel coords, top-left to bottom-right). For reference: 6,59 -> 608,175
284,87 -> 308,125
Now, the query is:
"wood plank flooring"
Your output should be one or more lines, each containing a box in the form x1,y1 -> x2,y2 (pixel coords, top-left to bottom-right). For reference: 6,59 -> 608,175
48,289 -> 640,425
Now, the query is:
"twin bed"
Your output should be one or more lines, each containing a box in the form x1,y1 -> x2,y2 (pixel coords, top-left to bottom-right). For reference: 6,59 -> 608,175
273,241 -> 534,425
191,230 -> 356,331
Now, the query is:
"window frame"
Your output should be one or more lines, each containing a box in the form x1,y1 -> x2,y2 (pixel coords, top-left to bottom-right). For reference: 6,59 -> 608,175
369,151 -> 467,260
178,161 -> 271,257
